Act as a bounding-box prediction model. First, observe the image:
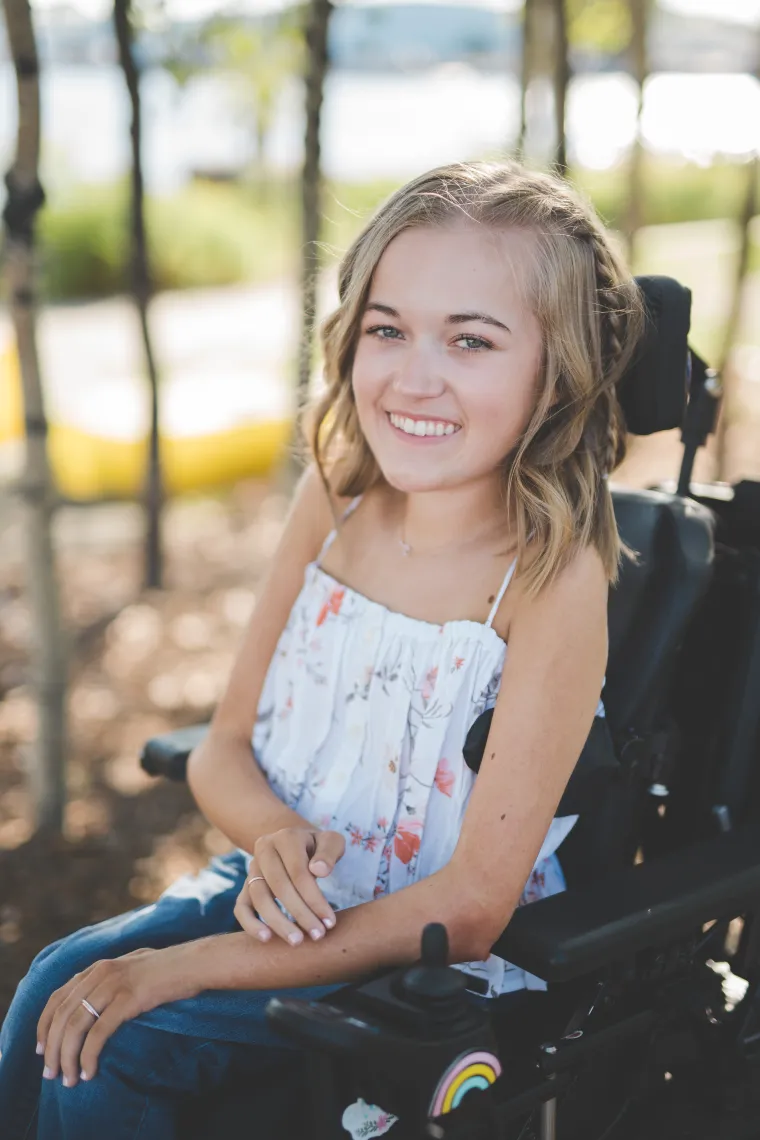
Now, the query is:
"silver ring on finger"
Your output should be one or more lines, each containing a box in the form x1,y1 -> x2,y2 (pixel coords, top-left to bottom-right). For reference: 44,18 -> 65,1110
246,876 -> 266,887
81,998 -> 101,1020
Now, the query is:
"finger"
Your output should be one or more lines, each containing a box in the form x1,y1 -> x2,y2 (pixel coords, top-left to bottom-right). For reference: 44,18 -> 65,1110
37,966 -> 96,1052
256,847 -> 327,941
79,990 -> 136,1082
234,890 -> 272,942
278,845 -> 337,930
58,980 -> 115,1087
309,830 -> 346,879
43,973 -> 107,1082
246,874 -> 307,946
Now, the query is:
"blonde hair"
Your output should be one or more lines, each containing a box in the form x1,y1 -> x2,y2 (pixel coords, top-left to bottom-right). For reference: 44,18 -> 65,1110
306,160 -> 644,594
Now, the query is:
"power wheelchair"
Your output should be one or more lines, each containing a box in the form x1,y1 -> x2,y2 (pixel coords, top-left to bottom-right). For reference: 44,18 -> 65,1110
140,276 -> 760,1139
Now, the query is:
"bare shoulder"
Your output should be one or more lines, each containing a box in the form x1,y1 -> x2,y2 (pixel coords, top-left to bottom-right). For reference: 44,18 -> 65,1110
509,542 -> 608,632
288,463 -> 355,555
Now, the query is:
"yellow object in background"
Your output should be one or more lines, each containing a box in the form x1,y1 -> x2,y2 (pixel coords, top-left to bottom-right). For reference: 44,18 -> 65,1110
0,333 -> 24,440
0,333 -> 291,500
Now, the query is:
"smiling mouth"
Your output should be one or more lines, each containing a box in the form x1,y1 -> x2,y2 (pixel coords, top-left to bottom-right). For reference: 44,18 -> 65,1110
387,412 -> 461,439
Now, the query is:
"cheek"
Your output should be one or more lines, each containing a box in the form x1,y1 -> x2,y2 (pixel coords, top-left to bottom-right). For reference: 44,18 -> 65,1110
465,370 -> 537,453
351,345 -> 388,416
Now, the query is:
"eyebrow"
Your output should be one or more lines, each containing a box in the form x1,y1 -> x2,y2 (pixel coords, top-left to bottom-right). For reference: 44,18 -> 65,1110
364,302 -> 511,333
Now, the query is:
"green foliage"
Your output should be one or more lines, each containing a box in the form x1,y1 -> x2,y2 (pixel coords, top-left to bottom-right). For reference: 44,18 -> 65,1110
37,162 -> 760,303
576,158 -> 760,229
160,10 -> 305,169
38,180 -> 296,301
39,186 -> 130,299
567,0 -> 633,56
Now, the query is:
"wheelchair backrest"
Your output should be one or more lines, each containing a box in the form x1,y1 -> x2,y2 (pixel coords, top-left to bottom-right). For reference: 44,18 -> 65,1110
605,488 -> 714,738
604,276 -> 716,743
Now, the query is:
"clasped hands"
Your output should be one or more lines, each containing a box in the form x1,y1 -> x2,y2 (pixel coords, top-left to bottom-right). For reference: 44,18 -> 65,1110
36,826 -> 346,1089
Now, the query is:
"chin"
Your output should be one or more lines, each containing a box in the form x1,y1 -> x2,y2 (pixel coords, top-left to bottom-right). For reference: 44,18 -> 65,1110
375,458 -> 464,495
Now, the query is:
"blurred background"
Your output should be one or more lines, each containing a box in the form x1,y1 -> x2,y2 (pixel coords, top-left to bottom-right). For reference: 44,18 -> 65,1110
0,0 -> 758,1019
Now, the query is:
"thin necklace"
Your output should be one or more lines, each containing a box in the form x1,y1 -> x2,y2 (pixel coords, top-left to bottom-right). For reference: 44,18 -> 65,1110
399,517 -> 506,558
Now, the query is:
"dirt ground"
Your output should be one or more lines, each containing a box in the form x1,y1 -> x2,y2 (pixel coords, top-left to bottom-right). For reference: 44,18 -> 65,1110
0,477 -> 290,1021
0,419 -> 758,1024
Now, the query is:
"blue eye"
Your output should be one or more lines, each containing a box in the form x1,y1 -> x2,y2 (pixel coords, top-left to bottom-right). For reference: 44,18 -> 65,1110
365,324 -> 402,340
455,335 -> 492,351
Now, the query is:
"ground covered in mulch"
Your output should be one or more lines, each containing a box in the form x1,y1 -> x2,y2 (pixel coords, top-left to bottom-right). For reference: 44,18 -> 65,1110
0,478 -> 289,1021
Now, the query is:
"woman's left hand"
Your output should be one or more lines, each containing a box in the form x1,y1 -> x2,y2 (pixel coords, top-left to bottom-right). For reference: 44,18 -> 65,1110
36,944 -> 203,1088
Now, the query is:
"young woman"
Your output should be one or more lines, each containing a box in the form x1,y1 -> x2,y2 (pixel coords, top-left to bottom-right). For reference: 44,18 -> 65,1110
0,159 -> 642,1139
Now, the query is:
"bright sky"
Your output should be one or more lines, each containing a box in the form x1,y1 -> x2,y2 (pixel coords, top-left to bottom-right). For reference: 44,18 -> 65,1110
26,0 -> 760,27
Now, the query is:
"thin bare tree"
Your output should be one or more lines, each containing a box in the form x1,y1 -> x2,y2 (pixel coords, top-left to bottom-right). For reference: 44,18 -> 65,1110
516,0 -> 568,174
624,0 -> 650,261
1,0 -> 68,833
550,0 -> 569,175
113,0 -> 163,588
516,0 -> 534,159
715,38 -> 760,479
296,0 -> 333,412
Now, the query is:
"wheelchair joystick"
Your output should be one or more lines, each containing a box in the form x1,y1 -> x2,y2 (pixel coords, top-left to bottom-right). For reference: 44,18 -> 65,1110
401,926 -> 468,1004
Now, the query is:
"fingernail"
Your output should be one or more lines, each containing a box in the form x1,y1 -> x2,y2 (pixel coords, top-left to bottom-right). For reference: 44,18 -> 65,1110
323,916 -> 335,929
36,1042 -> 44,1055
257,928 -> 271,942
80,1070 -> 89,1081
43,1067 -> 53,1079
288,932 -> 303,945
310,860 -> 329,876
310,927 -> 324,941
62,1076 -> 71,1088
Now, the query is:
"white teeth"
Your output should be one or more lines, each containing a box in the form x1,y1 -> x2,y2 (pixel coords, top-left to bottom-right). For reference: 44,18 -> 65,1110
389,413 -> 459,438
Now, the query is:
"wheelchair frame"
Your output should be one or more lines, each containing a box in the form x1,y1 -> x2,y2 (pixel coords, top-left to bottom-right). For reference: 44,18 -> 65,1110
140,277 -> 760,1140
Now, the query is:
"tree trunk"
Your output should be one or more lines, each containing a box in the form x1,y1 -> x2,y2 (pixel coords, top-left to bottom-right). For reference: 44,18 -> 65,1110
516,0 -> 533,159
113,0 -> 163,588
550,0 -> 569,175
296,0 -> 332,413
625,0 -> 649,261
1,0 -> 68,834
714,154 -> 759,479
714,28 -> 760,480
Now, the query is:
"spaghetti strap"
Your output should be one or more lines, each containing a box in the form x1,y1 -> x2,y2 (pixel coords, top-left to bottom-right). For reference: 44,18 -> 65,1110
485,557 -> 518,628
316,495 -> 363,565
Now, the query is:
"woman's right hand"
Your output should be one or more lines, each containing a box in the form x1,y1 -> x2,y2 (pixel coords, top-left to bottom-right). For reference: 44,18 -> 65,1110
234,827 -> 345,945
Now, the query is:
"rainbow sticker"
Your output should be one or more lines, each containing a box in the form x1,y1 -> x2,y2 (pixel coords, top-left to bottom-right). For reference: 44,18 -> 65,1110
429,1049 -> 502,1117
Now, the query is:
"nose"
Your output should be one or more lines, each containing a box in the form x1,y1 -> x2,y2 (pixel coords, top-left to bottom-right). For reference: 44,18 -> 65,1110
391,338 -> 447,400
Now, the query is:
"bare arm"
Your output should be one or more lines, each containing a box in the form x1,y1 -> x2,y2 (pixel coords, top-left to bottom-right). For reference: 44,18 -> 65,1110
38,545 -> 610,1086
186,466 -> 340,852
179,544 -> 609,989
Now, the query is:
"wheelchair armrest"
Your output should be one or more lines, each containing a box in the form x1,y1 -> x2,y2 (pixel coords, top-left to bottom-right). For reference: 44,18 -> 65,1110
140,724 -> 209,781
493,826 -> 760,983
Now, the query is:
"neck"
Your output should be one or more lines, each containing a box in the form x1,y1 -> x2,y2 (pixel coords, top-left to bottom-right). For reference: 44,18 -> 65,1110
396,474 -> 509,554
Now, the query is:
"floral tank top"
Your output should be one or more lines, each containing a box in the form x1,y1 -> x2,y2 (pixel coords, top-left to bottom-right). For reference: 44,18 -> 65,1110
249,497 -> 598,998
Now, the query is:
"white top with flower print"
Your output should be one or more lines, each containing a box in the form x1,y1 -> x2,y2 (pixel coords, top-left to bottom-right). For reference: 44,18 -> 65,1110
248,502 -> 601,998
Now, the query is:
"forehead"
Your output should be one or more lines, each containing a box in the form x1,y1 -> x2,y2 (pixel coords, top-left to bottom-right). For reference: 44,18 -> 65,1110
369,221 -> 536,311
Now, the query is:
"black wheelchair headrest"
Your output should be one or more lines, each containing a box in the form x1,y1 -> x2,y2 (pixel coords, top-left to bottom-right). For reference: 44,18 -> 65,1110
617,275 -> 692,436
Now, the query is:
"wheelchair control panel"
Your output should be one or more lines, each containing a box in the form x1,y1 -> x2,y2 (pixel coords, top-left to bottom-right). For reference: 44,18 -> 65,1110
267,923 -> 503,1134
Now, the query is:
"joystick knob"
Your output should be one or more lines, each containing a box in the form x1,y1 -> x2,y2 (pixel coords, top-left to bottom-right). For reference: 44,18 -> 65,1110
400,923 -> 470,1012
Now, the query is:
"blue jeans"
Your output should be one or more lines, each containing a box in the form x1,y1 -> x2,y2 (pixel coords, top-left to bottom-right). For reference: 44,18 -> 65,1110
0,850 -> 341,1139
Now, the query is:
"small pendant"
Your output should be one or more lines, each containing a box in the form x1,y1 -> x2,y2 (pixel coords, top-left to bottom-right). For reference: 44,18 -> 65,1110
400,539 -> 412,556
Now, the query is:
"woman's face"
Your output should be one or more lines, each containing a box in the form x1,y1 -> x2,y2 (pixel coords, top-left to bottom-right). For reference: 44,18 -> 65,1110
351,221 -> 543,495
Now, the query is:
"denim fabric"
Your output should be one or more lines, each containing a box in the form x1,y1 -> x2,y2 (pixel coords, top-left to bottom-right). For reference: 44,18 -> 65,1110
0,850 -> 340,1140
